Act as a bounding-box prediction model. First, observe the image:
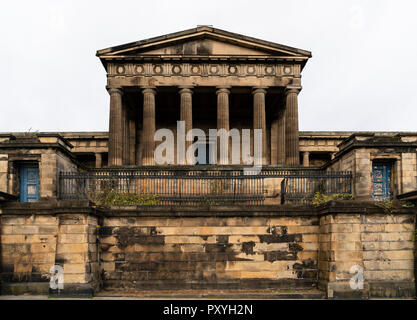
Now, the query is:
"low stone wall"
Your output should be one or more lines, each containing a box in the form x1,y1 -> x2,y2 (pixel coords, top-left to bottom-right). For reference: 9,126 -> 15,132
100,208 -> 319,290
318,203 -> 415,298
0,201 -> 100,296
0,201 -> 415,298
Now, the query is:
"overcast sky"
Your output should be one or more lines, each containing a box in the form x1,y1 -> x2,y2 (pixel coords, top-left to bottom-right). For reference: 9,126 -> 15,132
0,0 -> 416,133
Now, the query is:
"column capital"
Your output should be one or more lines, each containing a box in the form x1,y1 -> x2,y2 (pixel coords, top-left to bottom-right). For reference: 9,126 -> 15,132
252,87 -> 268,95
178,86 -> 193,95
106,86 -> 123,96
216,86 -> 231,95
141,86 -> 157,95
285,86 -> 301,95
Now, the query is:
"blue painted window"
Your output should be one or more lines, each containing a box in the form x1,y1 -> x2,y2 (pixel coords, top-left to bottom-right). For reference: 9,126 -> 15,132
19,164 -> 39,202
372,162 -> 392,200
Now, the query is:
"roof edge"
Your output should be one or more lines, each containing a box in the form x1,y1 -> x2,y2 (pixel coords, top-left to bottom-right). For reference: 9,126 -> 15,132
96,26 -> 312,58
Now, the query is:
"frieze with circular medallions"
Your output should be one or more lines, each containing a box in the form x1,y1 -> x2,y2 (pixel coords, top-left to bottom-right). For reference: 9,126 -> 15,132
172,64 -> 182,75
265,65 -> 275,75
283,65 -> 292,75
135,65 -> 145,75
153,64 -> 163,75
191,65 -> 200,74
228,65 -> 238,75
247,66 -> 255,75
116,65 -> 125,75
209,65 -> 219,75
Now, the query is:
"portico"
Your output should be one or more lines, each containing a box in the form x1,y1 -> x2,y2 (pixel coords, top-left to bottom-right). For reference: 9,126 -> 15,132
97,26 -> 311,167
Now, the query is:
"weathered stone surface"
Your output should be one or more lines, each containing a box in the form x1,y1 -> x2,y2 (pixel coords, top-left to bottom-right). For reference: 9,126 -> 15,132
0,201 -> 415,298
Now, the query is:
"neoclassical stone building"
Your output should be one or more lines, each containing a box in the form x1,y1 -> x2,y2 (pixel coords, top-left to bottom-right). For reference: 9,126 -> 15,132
98,26 -> 309,166
0,27 -> 416,299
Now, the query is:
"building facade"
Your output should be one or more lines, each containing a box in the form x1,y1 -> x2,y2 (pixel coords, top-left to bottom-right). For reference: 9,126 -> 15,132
0,27 -> 415,298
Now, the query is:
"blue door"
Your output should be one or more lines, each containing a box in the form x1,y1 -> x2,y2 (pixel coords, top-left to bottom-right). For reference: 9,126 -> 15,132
372,162 -> 391,200
19,164 -> 39,202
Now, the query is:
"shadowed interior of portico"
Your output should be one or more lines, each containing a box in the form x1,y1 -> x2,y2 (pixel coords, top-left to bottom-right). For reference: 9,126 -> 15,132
120,86 -> 286,166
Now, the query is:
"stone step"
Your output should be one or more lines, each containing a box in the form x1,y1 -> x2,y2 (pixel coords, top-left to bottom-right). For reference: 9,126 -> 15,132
95,288 -> 326,299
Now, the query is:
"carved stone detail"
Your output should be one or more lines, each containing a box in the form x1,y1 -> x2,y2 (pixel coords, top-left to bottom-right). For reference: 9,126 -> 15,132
109,62 -> 293,78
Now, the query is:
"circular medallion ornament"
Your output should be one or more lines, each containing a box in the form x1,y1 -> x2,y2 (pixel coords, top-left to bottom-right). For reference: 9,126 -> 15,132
247,66 -> 255,75
135,65 -> 144,74
210,65 -> 219,74
265,65 -> 274,75
228,65 -> 237,75
116,65 -> 125,74
191,65 -> 200,74
172,64 -> 182,75
283,65 -> 292,75
153,65 -> 163,74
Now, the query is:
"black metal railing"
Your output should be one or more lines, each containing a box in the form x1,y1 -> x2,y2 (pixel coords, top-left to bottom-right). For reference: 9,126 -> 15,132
58,170 -> 265,206
280,171 -> 353,204
58,168 -> 352,206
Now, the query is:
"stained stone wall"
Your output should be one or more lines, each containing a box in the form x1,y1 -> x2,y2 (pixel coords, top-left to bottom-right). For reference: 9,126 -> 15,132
99,212 -> 319,290
318,209 -> 416,298
0,201 -> 415,298
0,201 -> 100,296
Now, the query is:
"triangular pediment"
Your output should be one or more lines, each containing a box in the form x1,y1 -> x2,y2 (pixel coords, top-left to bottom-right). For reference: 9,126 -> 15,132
139,38 -> 275,56
97,26 -> 312,58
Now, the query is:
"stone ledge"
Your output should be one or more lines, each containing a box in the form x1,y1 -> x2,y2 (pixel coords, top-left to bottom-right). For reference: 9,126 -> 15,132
49,282 -> 98,298
102,278 -> 317,291
369,281 -> 416,298
96,288 -> 325,299
1,200 -> 415,218
0,282 -> 49,295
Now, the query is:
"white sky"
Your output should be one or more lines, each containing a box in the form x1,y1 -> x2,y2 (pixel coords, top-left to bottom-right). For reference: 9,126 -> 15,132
0,0 -> 416,132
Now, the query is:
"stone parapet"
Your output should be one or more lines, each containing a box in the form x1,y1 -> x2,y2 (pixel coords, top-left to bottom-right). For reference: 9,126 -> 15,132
0,201 -> 415,298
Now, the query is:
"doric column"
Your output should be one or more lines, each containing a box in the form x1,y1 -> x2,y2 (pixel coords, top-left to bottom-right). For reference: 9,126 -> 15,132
142,87 -> 156,165
285,87 -> 300,165
129,118 -> 136,165
179,86 -> 193,164
216,86 -> 230,165
270,118 -> 278,165
252,87 -> 267,164
107,87 -> 123,166
303,151 -> 310,167
277,107 -> 286,165
122,101 -> 130,165
95,153 -> 102,168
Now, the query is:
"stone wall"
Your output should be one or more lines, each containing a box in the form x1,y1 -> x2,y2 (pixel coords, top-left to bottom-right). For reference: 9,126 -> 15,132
318,203 -> 416,298
0,201 -> 100,296
400,152 -> 417,194
0,154 -> 8,194
362,213 -> 415,297
0,201 -> 415,298
99,209 -> 319,290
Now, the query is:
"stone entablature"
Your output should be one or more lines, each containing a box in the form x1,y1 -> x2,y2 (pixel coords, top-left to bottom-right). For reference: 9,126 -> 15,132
107,62 -> 299,80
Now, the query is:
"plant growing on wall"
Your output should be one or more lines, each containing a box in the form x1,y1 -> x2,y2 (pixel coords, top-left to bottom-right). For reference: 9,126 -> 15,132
311,192 -> 355,206
87,180 -> 159,206
374,199 -> 394,213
